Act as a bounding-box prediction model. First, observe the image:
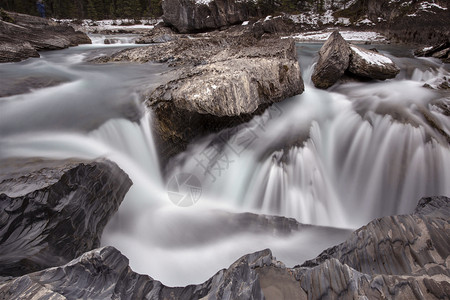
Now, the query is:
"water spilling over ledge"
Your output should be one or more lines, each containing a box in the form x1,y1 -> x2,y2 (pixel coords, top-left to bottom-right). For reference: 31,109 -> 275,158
0,38 -> 449,290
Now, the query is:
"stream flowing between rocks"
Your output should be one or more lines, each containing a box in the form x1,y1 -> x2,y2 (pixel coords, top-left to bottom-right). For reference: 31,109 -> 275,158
0,37 -> 449,286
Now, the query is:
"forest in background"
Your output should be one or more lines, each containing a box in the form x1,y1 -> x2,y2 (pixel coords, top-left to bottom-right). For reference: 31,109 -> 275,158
1,0 -> 163,19
0,0 -> 355,20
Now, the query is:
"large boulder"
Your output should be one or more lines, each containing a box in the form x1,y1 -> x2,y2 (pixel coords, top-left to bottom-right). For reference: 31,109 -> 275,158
311,31 -> 351,89
0,11 -> 91,63
162,0 -> 259,33
348,45 -> 400,80
92,35 -> 304,162
0,158 -> 132,277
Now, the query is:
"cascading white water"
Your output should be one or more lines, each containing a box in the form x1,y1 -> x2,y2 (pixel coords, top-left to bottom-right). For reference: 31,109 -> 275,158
1,42 -> 449,286
89,34 -> 142,45
166,50 -> 450,229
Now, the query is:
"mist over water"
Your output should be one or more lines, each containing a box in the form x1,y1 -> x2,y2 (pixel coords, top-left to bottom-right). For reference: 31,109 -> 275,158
0,42 -> 449,286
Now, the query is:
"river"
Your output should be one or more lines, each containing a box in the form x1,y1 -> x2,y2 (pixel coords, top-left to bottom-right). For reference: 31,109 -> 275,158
0,35 -> 449,286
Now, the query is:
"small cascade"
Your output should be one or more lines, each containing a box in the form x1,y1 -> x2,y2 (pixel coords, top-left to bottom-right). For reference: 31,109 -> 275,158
89,34 -> 140,45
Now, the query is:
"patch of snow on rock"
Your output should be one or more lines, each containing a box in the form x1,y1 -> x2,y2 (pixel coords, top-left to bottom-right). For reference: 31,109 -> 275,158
350,46 -> 393,66
242,21 -> 249,26
356,18 -> 375,26
288,30 -> 386,42
195,0 -> 214,5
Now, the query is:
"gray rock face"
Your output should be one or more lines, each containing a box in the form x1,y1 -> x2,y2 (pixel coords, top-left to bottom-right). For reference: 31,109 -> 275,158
0,158 -> 132,277
348,45 -> 400,80
312,31 -> 400,88
162,0 -> 259,33
149,57 -> 301,117
311,31 -> 351,89
0,11 -> 91,63
0,246 -> 270,300
300,195 -> 450,276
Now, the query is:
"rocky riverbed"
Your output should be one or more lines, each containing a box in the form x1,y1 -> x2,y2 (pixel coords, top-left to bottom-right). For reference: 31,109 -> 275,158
0,0 -> 449,299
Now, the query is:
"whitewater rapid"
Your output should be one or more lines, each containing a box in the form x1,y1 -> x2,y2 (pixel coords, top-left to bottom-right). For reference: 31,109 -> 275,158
0,40 -> 449,286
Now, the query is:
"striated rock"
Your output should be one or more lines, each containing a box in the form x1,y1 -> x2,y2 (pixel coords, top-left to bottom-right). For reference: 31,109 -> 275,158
0,246 -> 270,299
311,30 -> 351,89
301,196 -> 450,277
0,11 -> 91,63
348,45 -> 400,80
162,0 -> 260,33
0,158 -> 132,277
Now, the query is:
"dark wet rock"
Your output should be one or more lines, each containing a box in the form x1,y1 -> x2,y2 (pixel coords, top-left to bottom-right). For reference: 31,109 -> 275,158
311,30 -> 351,89
162,0 -> 260,33
0,158 -> 132,277
0,11 -> 91,63
104,38 -> 121,44
415,41 -> 450,63
301,196 -> 450,277
0,246 -> 270,300
348,44 -> 400,80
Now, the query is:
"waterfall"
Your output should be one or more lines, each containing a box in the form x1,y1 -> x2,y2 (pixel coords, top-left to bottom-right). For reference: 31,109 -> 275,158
1,41 -> 449,286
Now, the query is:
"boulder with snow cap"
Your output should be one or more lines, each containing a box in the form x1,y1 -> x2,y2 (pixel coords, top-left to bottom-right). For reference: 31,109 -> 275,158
348,45 -> 400,80
312,31 -> 400,89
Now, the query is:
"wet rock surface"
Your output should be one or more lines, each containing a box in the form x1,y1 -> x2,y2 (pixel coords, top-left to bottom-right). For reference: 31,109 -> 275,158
0,11 -> 91,63
312,31 -> 400,89
1,196 -> 448,299
0,158 -> 132,277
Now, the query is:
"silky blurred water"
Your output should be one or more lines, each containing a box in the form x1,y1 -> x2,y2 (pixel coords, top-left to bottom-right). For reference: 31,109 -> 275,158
0,41 -> 449,286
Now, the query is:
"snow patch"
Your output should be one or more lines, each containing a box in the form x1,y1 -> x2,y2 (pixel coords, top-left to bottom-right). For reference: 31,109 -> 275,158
242,21 -> 249,26
420,1 -> 447,10
195,0 -> 213,5
287,30 -> 386,42
350,46 -> 393,66
356,18 -> 375,26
